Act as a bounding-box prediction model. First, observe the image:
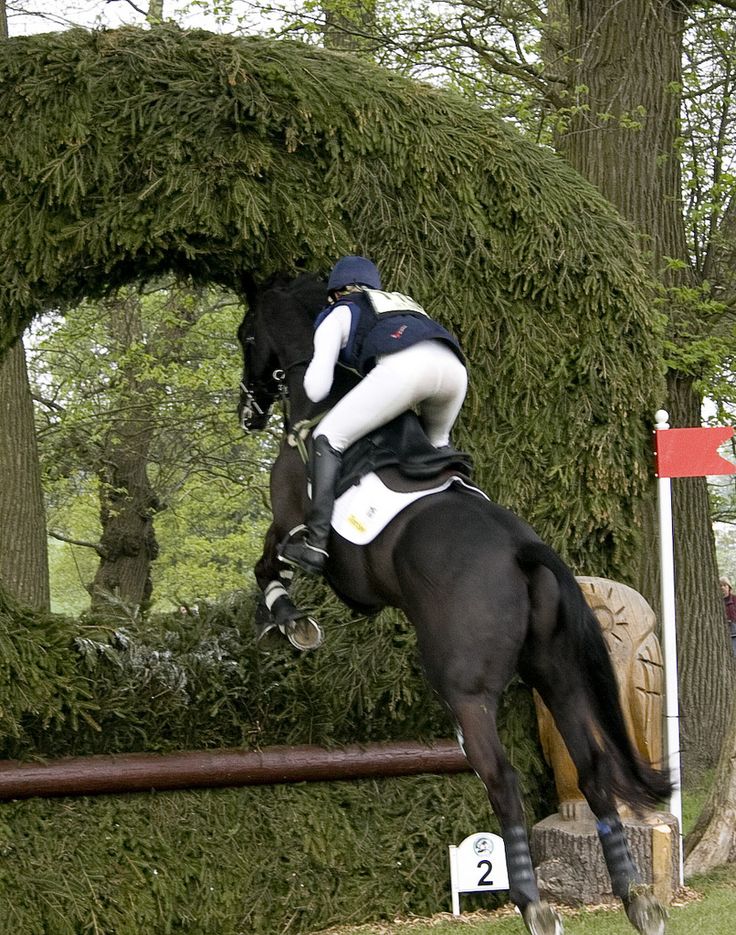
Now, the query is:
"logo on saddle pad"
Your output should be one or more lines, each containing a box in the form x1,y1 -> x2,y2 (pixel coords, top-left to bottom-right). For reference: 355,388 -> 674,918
331,472 -> 487,545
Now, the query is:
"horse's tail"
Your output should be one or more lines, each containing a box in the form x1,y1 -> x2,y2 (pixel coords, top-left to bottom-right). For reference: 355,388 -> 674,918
517,541 -> 672,812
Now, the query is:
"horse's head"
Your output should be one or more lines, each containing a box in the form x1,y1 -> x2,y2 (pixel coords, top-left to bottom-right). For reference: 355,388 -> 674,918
237,273 -> 328,432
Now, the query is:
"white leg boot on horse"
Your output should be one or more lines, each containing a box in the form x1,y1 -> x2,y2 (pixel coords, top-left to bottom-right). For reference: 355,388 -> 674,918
280,435 -> 343,575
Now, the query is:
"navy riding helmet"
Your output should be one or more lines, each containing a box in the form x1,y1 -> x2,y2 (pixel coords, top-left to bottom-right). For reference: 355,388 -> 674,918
327,256 -> 382,295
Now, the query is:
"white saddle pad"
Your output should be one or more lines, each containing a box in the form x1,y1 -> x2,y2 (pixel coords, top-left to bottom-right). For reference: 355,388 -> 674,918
331,471 -> 487,545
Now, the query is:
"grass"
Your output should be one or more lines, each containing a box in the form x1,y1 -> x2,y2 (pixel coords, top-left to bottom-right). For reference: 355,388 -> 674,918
309,864 -> 736,934
310,775 -> 735,935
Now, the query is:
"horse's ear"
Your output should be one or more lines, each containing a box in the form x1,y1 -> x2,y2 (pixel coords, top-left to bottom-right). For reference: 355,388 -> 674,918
239,273 -> 259,311
239,271 -> 295,308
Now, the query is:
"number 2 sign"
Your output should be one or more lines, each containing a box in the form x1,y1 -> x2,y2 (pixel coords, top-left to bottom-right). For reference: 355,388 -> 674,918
449,832 -> 509,915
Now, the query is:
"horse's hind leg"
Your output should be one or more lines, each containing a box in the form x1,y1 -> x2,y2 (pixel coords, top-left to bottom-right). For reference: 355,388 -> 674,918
522,570 -> 666,934
453,698 -> 563,935
254,523 -> 323,651
528,682 -> 666,935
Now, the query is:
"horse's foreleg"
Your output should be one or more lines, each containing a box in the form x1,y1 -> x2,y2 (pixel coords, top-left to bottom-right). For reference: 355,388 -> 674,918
254,524 -> 323,651
453,699 -> 563,935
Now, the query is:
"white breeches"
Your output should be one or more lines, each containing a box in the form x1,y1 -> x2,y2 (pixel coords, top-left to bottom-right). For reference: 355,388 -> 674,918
314,340 -> 467,452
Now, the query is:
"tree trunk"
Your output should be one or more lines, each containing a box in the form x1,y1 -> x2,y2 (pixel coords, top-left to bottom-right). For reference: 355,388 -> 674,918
558,1 -> 687,269
0,0 -> 49,610
0,341 -> 50,609
89,297 -> 160,616
684,693 -> 736,875
556,0 -> 733,774
91,428 -> 159,616
147,1 -> 165,25
667,373 -> 735,773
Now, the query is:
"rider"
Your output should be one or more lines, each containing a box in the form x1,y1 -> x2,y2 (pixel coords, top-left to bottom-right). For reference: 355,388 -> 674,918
280,255 -> 468,575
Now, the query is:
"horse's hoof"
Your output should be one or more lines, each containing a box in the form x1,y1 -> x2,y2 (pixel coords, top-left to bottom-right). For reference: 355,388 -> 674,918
284,616 -> 324,651
625,885 -> 667,935
521,901 -> 564,935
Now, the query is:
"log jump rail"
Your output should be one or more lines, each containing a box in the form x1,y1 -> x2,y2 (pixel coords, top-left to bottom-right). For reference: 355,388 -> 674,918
0,740 -> 471,800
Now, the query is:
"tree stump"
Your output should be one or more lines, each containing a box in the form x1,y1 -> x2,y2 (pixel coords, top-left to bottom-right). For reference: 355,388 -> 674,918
532,811 -> 679,905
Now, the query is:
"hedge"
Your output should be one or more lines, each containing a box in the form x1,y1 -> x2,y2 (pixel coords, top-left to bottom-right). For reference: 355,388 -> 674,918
0,587 -> 552,933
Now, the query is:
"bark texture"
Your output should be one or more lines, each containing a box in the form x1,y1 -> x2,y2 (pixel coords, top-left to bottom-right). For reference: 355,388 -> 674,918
89,297 -> 160,615
323,0 -> 376,52
90,421 -> 159,615
533,812 -> 679,905
0,341 -> 49,609
684,695 -> 736,875
667,374 -> 735,772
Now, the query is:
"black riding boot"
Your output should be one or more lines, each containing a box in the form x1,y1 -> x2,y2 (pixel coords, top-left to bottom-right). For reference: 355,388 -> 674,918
281,435 -> 343,575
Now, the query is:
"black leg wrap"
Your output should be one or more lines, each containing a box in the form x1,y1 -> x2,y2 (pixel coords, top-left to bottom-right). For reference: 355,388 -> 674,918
503,825 -> 539,908
270,594 -> 297,625
597,816 -> 640,901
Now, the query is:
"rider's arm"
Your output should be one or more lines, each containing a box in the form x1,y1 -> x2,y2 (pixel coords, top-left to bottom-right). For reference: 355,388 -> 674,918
303,305 -> 351,402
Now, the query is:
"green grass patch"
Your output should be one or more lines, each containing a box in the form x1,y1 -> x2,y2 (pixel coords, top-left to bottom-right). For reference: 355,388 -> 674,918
309,865 -> 736,935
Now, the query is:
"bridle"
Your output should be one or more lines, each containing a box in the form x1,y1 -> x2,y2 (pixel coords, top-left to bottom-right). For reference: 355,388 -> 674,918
240,329 -> 311,433
239,328 -> 278,432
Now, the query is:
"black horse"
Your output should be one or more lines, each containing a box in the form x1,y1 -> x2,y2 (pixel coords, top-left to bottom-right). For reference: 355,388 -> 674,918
237,273 -> 671,935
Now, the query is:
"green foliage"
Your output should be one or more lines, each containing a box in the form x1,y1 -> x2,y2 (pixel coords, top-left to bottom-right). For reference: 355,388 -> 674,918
0,25 -> 662,581
0,586 -> 97,748
0,591 -> 547,795
0,776 -> 505,935
48,538 -> 99,616
151,472 -> 270,609
0,590 -> 551,933
661,281 -> 734,385
28,282 -> 275,612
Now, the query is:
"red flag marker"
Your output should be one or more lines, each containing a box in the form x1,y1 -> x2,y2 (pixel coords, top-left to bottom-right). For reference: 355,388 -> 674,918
654,426 -> 735,478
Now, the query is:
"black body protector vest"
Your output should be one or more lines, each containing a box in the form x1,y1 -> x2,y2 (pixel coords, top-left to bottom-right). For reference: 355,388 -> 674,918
314,289 -> 464,376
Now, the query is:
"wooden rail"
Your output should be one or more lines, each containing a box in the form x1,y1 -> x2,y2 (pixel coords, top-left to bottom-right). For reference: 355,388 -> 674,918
0,740 -> 471,800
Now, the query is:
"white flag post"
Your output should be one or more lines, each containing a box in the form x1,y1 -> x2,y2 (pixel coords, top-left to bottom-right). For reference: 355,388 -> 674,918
653,410 -> 684,885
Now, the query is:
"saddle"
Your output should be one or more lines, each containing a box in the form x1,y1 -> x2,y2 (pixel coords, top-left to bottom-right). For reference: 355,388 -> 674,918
335,411 -> 473,498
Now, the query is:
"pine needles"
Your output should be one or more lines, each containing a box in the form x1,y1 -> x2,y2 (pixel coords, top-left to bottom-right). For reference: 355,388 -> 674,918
0,24 -> 661,579
0,591 -> 551,933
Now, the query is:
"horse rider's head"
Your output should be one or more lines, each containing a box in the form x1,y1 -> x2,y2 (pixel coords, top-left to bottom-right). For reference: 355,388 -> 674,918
327,256 -> 382,302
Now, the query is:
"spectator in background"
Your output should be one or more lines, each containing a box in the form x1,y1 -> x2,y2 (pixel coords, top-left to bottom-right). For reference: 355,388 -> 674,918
720,576 -> 736,656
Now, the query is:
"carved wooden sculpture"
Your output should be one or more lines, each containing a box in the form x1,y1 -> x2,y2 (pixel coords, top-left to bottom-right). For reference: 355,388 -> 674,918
535,577 -> 664,819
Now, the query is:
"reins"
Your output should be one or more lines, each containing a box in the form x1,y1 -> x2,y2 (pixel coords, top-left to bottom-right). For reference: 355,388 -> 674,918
275,358 -> 311,440
243,353 -> 326,463
287,415 -> 324,463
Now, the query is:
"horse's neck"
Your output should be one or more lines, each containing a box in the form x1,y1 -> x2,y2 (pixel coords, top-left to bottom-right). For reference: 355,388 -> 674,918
285,367 -> 313,427
284,362 -> 358,431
